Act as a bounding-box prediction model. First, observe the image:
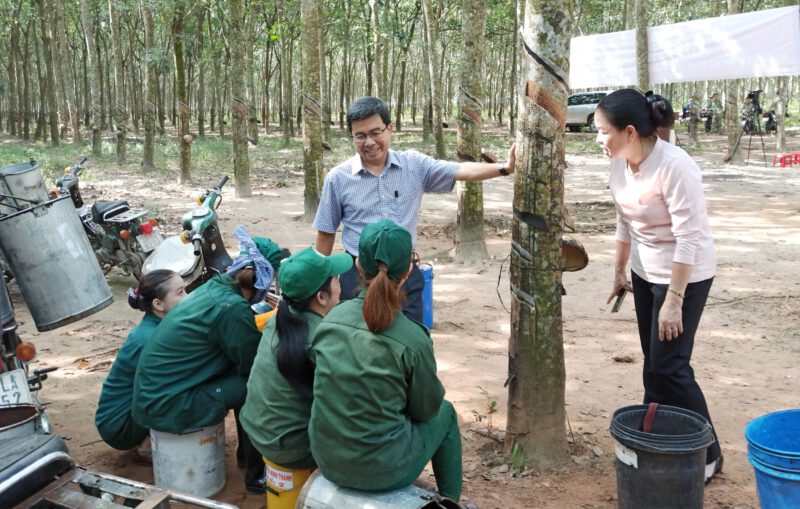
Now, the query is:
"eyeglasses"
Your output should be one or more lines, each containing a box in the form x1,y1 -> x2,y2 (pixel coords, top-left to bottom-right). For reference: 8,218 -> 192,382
352,125 -> 388,143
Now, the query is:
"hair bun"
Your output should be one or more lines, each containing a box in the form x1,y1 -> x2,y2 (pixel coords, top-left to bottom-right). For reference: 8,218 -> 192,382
127,287 -> 142,311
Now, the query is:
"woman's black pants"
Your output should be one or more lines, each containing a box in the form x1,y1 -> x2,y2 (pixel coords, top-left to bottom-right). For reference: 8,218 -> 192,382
631,271 -> 721,463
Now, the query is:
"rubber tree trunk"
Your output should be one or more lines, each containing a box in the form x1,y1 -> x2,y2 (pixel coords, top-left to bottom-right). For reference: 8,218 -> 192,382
53,0 -> 79,147
280,19 -> 293,148
421,0 -> 446,158
36,0 -> 59,146
725,0 -> 740,162
230,0 -> 252,197
506,0 -> 572,469
173,2 -> 192,183
141,1 -> 157,172
318,2 -> 330,142
197,2 -> 207,137
302,0 -> 324,221
109,0 -> 126,162
635,0 -> 648,90
370,0 -> 382,99
454,0 -> 488,264
775,75 -> 787,153
79,0 -> 102,156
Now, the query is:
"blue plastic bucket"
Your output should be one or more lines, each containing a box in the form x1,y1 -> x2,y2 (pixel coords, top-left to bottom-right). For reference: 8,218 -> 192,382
745,409 -> 800,509
419,263 -> 434,329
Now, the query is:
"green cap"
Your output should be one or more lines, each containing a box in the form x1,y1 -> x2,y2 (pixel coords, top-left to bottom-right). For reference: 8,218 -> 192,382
279,247 -> 353,301
358,219 -> 412,281
253,237 -> 286,275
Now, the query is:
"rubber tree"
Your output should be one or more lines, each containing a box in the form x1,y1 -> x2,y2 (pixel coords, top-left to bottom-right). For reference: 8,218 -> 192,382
421,0 -> 446,158
635,0 -> 648,90
109,0 -> 127,162
79,0 -> 103,157
301,0 -> 324,220
506,0 -> 572,468
172,0 -> 193,183
141,0 -> 158,172
724,0 -> 741,161
454,0 -> 488,263
230,0 -> 252,197
53,0 -> 80,147
36,0 -> 59,146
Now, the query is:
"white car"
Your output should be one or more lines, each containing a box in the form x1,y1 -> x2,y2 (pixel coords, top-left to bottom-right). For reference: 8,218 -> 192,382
566,91 -> 609,132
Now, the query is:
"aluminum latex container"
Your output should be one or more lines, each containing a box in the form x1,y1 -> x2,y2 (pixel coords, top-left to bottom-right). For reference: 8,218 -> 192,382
0,195 -> 112,331
151,422 -> 226,498
0,161 -> 49,214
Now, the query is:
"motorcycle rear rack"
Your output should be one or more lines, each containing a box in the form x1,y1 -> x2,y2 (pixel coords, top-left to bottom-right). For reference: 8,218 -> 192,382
103,208 -> 148,224
12,454 -> 235,509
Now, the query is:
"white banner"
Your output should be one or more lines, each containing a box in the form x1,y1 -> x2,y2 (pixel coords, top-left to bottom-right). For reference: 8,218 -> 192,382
569,6 -> 800,89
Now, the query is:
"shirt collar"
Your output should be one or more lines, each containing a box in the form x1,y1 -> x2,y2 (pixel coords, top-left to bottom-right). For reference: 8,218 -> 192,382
350,151 -> 400,175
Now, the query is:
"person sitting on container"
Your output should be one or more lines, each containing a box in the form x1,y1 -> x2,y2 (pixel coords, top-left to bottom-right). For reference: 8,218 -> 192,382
132,226 -> 275,494
308,219 -> 463,501
94,269 -> 186,464
240,247 -> 352,487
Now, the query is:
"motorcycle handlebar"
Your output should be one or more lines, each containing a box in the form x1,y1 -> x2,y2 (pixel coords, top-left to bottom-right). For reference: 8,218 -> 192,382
217,175 -> 229,189
34,366 -> 58,376
78,156 -> 87,166
192,238 -> 203,257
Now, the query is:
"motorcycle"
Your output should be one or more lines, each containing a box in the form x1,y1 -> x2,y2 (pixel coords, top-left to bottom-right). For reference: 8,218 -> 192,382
143,176 -> 232,292
54,157 -> 162,280
0,276 -> 56,441
763,109 -> 777,134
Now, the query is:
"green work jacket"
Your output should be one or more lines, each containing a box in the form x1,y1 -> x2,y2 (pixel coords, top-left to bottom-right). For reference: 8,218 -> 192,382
308,291 -> 445,490
95,313 -> 160,448
240,310 -> 322,467
132,275 -> 261,433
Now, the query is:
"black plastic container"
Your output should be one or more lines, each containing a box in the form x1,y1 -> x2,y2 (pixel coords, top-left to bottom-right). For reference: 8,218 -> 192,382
610,404 -> 715,509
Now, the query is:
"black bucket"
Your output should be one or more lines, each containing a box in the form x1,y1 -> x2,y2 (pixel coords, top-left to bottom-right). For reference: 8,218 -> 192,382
609,404 -> 715,509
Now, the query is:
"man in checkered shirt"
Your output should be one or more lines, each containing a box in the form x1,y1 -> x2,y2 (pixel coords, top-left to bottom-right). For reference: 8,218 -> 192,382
313,96 -> 515,323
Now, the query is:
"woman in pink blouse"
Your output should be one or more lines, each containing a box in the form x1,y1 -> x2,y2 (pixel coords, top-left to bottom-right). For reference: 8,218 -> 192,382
595,88 -> 722,483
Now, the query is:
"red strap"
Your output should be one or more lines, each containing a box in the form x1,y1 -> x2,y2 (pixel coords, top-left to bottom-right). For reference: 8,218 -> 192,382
642,402 -> 659,433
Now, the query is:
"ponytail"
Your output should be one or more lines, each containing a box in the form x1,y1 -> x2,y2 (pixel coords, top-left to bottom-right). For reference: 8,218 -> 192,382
127,269 -> 177,314
275,277 -> 332,399
362,264 -> 404,333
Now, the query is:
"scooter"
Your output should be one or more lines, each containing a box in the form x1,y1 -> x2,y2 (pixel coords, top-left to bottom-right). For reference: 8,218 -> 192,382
54,157 -> 162,280
143,176 -> 232,291
0,276 -> 56,440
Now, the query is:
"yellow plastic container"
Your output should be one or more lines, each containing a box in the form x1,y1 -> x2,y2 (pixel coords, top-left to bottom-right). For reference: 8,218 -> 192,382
254,309 -> 277,332
264,457 -> 315,509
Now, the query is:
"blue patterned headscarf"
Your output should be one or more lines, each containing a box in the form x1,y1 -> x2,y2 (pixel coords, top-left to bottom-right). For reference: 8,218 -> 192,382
226,225 -> 274,303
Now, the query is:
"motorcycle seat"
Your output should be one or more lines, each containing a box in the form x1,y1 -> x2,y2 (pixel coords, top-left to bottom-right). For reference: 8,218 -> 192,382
0,434 -> 73,507
92,201 -> 130,223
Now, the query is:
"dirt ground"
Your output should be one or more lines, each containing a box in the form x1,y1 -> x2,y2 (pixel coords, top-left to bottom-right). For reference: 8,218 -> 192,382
6,130 -> 799,508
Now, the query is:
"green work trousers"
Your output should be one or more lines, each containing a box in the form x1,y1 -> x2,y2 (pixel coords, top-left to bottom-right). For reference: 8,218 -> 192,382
384,400 -> 462,501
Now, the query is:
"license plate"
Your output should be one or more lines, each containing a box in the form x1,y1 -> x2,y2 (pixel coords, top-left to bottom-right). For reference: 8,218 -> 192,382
0,369 -> 34,406
137,229 -> 164,253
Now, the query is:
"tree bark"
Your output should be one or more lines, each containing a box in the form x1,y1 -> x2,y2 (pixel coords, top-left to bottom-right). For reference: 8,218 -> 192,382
454,0 -> 488,263
37,0 -> 59,145
230,0 -> 252,197
506,0 -> 572,469
775,75 -> 787,153
421,0 -> 445,158
725,0 -> 740,162
318,2 -> 330,141
142,0 -> 158,172
79,0 -> 102,156
280,12 -> 293,148
197,2 -> 207,137
370,0 -> 382,98
301,0 -> 324,221
173,1 -> 192,183
635,0 -> 648,90
109,0 -> 127,162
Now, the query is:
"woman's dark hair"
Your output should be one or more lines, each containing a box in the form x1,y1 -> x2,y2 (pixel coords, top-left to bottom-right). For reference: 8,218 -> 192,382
362,263 -> 405,334
597,88 -> 669,137
128,269 -> 177,313
275,277 -> 333,399
645,91 -> 675,129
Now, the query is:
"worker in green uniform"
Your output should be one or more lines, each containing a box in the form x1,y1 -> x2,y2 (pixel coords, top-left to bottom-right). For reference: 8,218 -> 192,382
309,219 -> 463,501
95,270 -> 186,462
132,226 -> 277,494
241,247 -> 352,472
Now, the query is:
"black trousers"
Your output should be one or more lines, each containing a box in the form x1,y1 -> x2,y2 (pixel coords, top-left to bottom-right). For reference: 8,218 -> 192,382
631,271 -> 721,463
339,255 -> 424,324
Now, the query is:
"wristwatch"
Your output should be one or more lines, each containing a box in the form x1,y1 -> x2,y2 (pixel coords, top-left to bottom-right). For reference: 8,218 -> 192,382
498,162 -> 509,176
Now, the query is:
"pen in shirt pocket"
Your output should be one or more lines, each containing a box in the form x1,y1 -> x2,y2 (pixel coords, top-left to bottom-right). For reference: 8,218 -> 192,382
394,190 -> 399,199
